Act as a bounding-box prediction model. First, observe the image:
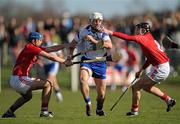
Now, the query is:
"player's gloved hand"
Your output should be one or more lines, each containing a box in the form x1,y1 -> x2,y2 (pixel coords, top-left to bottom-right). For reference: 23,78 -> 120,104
64,59 -> 73,67
84,35 -> 94,41
67,55 -> 73,60
135,70 -> 143,78
69,41 -> 77,49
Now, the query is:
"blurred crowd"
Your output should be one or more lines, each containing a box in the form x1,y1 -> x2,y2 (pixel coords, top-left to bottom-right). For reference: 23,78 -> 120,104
0,10 -> 180,88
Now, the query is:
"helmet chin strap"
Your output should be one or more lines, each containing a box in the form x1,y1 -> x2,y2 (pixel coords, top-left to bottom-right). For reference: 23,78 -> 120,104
139,28 -> 147,35
30,39 -> 38,46
91,24 -> 102,33
31,41 -> 36,46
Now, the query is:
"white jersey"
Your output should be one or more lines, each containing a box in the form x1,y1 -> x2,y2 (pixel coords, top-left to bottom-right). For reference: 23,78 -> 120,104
74,25 -> 111,59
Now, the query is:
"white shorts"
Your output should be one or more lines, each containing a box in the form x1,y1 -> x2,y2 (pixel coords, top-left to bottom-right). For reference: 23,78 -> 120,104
146,62 -> 170,83
9,76 -> 34,94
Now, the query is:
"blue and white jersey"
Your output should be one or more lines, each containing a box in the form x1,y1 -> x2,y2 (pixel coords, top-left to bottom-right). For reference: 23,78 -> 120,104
74,25 -> 111,59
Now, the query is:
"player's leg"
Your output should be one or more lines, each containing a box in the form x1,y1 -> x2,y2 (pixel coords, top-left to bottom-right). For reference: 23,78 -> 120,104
142,77 -> 176,112
94,78 -> 106,116
92,61 -> 107,116
144,62 -> 176,112
30,79 -> 54,117
79,67 -> 92,116
2,91 -> 32,118
126,77 -> 144,116
2,76 -> 34,118
2,76 -> 46,118
12,77 -> 54,117
127,62 -> 176,116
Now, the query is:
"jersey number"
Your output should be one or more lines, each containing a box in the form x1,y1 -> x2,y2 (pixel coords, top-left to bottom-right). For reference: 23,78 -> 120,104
154,40 -> 164,52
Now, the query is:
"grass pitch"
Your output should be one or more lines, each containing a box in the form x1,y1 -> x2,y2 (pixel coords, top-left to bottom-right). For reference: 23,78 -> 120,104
0,83 -> 180,124
0,65 -> 180,124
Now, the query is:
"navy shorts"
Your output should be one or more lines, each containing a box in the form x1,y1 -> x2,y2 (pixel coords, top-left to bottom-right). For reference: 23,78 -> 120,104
80,56 -> 107,79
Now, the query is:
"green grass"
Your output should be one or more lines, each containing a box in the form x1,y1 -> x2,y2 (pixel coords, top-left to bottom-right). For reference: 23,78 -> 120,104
0,84 -> 180,124
1,65 -> 180,124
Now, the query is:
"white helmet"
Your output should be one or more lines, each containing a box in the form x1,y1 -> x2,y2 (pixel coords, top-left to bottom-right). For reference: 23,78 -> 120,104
89,12 -> 103,21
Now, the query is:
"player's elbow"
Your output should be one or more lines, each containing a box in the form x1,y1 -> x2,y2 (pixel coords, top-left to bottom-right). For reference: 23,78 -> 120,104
106,46 -> 112,49
108,44 -> 113,49
104,43 -> 112,49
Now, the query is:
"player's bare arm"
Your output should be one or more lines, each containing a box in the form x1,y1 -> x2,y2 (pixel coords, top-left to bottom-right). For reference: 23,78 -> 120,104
103,40 -> 112,49
102,27 -> 113,35
39,51 -> 65,63
45,43 -> 74,53
135,59 -> 150,78
102,27 -> 137,41
84,35 -> 112,49
84,35 -> 99,44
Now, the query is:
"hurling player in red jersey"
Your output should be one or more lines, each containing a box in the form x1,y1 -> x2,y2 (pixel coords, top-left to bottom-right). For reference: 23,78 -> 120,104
102,22 -> 176,116
2,32 -> 73,118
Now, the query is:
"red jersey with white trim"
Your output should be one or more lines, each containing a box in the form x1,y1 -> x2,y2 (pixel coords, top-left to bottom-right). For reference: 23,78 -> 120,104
112,32 -> 169,66
12,43 -> 44,76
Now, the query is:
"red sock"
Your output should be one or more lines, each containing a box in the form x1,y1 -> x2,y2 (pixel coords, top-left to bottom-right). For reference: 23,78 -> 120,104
131,104 -> 139,112
161,93 -> 170,102
41,103 -> 48,111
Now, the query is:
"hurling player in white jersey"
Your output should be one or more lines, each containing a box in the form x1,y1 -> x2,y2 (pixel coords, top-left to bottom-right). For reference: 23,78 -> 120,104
69,12 -> 112,116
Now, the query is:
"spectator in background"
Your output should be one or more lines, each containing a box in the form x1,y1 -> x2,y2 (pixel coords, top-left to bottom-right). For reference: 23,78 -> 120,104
110,40 -> 129,91
0,16 -> 8,65
25,17 -> 36,33
44,18 -> 55,31
42,31 -> 64,102
59,12 -> 73,43
7,18 -> 18,63
125,44 -> 140,88
11,26 -> 25,60
50,27 -> 62,45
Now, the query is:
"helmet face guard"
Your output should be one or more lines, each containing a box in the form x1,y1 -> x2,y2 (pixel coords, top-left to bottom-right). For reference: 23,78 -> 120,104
135,22 -> 150,32
89,12 -> 103,22
28,32 -> 43,42
89,12 -> 103,31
